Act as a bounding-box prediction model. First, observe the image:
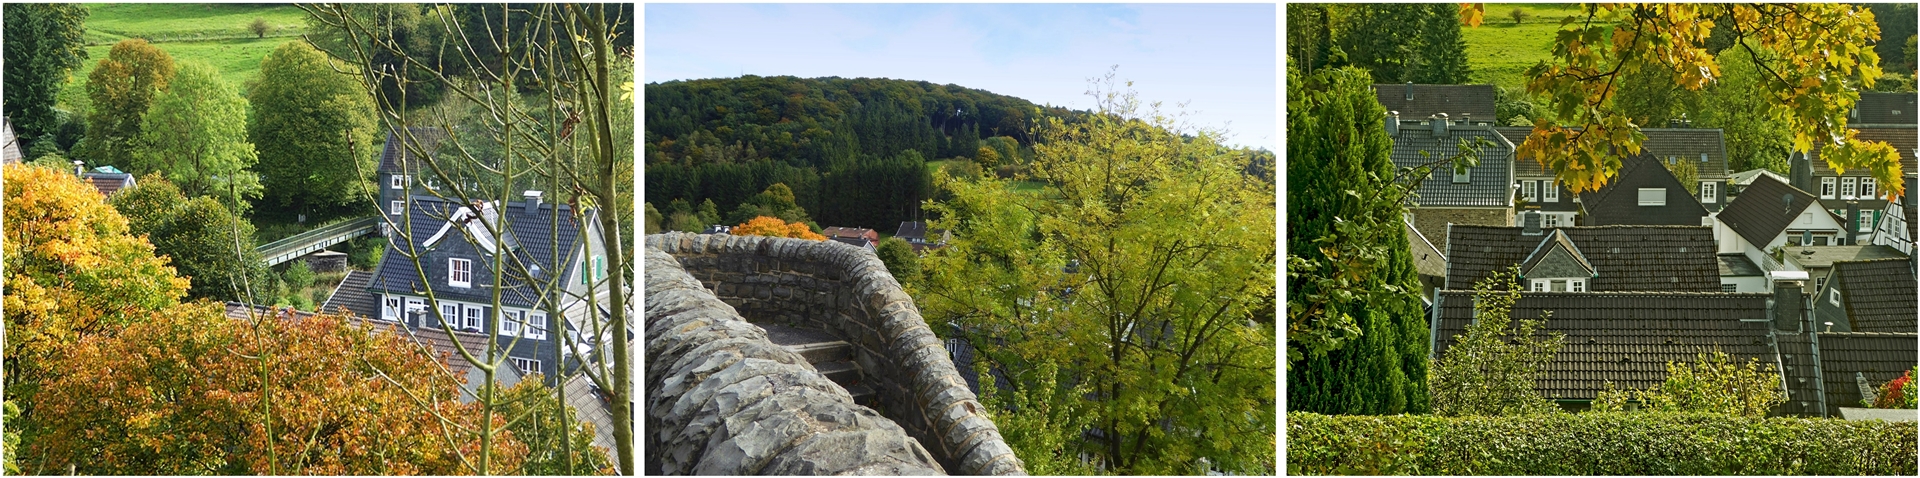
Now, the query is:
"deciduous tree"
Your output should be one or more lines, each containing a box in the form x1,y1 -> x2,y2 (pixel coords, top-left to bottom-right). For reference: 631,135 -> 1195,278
2,4 -> 88,144
731,216 -> 826,240
495,378 -> 615,475
875,236 -> 919,285
110,175 -> 271,303
1591,351 -> 1786,417
76,39 -> 176,170
1429,266 -> 1565,417
249,40 -> 377,214
134,61 -> 261,206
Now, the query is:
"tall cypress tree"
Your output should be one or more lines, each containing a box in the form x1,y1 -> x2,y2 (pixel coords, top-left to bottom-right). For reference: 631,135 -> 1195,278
1411,3 -> 1472,84
1285,66 -> 1430,415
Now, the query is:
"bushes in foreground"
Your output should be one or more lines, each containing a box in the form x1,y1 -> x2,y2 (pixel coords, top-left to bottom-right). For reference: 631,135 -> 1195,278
1287,412 -> 1917,475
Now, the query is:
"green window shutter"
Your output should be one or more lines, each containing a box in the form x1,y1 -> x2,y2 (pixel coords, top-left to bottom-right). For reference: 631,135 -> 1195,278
595,256 -> 606,280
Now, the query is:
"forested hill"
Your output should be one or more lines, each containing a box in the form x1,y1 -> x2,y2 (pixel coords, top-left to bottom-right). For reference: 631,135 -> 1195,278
644,75 -> 1079,233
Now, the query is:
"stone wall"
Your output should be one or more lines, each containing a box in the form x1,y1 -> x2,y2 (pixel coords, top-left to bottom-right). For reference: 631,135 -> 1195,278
647,232 -> 1026,476
644,248 -> 945,475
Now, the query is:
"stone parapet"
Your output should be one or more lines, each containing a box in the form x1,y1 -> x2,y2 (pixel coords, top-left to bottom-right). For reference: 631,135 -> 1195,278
648,232 -> 1026,476
644,248 -> 945,475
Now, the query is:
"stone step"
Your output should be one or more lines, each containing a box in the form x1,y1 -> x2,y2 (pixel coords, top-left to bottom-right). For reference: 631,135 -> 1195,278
786,340 -> 852,365
814,360 -> 861,389
844,383 -> 877,407
759,323 -> 852,365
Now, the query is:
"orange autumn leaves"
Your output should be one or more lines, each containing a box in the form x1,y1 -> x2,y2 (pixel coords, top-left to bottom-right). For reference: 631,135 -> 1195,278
732,215 -> 827,241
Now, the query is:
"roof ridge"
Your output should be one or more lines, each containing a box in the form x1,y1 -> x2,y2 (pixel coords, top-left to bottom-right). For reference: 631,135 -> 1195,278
1436,289 -> 1771,297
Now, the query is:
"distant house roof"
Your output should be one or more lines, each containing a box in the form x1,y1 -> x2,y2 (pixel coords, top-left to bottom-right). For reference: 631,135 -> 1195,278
371,196 -> 585,309
1497,127 -> 1730,181
1373,84 -> 1497,120
830,236 -> 874,250
1853,92 -> 1918,126
1445,224 -> 1720,291
1392,122 -> 1515,208
1729,168 -> 1790,187
377,127 -> 450,174
82,172 -> 135,196
1827,259 -> 1918,333
820,226 -> 876,241
564,373 -> 619,472
1810,331 -> 1919,415
1716,174 -> 1839,247
2,117 -> 23,164
1780,245 -> 1908,269
1432,291 -> 1777,401
1810,126 -> 1918,179
1717,254 -> 1764,277
700,225 -> 731,235
1407,220 -> 1448,282
1577,151 -> 1711,226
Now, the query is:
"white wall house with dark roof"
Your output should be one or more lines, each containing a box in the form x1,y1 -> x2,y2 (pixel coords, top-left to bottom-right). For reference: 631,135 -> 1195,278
1712,175 -> 1850,288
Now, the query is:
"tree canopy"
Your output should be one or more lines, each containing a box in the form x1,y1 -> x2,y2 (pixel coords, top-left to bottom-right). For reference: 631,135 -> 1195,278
2,4 -> 89,145
110,175 -> 271,303
134,61 -> 261,206
77,39 -> 176,170
1290,4 -> 1473,84
249,40 -> 378,214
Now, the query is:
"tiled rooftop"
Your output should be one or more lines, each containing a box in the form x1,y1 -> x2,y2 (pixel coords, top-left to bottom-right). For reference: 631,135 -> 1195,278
1816,331 -> 1918,414
1392,123 -> 1514,208
1853,92 -> 1918,126
1829,259 -> 1918,333
1445,225 -> 1720,291
1717,174 -> 1838,248
1374,83 -> 1497,120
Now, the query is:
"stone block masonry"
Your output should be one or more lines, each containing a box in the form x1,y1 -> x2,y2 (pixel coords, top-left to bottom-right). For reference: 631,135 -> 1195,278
645,248 -> 945,475
647,232 -> 1026,476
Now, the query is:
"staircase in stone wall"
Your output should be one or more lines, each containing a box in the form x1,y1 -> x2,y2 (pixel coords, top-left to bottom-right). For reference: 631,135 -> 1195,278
759,323 -> 877,406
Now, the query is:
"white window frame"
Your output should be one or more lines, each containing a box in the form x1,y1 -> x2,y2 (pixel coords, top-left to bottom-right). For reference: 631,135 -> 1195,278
1841,177 -> 1858,199
1570,279 -> 1586,292
1453,166 -> 1470,184
1700,181 -> 1718,203
449,258 -> 472,288
1821,177 -> 1837,199
1543,214 -> 1560,228
463,305 -> 482,331
1543,179 -> 1558,202
390,200 -> 404,215
1638,188 -> 1666,206
510,357 -> 540,376
1530,279 -> 1549,292
1522,180 -> 1538,201
500,309 -> 521,336
391,174 -> 406,189
1860,212 -> 1874,233
526,313 -> 548,340
1862,177 -> 1877,199
1700,153 -> 1709,163
440,303 -> 458,328
383,296 -> 401,321
1830,287 -> 1841,306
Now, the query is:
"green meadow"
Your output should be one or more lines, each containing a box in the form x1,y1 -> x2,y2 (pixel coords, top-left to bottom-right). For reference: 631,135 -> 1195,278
57,3 -> 312,112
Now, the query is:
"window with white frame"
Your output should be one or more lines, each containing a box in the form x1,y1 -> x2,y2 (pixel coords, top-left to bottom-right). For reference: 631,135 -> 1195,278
1522,180 -> 1538,201
1453,166 -> 1470,184
500,310 -> 521,336
449,258 -> 472,288
391,175 -> 406,189
526,313 -> 547,340
382,296 -> 401,321
1543,179 -> 1558,202
1860,212 -> 1874,232
390,200 -> 403,215
510,357 -> 540,376
1821,177 -> 1837,199
1842,177 -> 1858,199
1863,178 -> 1877,198
1638,188 -> 1665,206
1530,279 -> 1549,292
1570,279 -> 1586,292
1700,181 -> 1718,203
1830,287 -> 1841,305
440,303 -> 458,327
463,305 -> 481,331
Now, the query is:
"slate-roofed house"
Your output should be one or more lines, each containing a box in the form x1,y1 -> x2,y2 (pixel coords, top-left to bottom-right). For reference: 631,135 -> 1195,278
2,117 -> 23,164
894,221 -> 950,253
821,226 -> 878,251
1803,126 -> 1918,244
366,193 -> 609,384
1497,127 -> 1734,219
1373,83 -> 1497,120
1777,244 -> 1908,296
1576,150 -> 1711,226
1431,291 -> 1778,404
1851,91 -> 1918,126
1813,258 -> 1917,333
1495,126 -> 1579,228
1713,175 -> 1849,279
81,165 -> 136,196
376,127 -> 451,237
1444,223 -> 1721,292
1392,114 -> 1516,252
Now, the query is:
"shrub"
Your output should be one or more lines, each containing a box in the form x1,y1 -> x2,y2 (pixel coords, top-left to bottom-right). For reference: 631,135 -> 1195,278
1873,367 -> 1917,409
1591,351 -> 1786,418
1510,8 -> 1529,24
1286,412 -> 1918,475
1428,266 -> 1563,417
248,18 -> 270,38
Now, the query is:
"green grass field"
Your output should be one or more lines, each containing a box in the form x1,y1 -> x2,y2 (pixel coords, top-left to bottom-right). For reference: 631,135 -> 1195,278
56,4 -> 313,113
1462,4 -> 1596,90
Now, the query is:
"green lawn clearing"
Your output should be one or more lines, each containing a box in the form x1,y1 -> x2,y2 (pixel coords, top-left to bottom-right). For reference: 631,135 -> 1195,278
1463,4 -> 1597,90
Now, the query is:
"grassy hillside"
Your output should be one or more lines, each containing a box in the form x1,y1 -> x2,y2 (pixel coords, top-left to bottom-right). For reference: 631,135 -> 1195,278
57,4 -> 312,112
1462,4 -> 1591,90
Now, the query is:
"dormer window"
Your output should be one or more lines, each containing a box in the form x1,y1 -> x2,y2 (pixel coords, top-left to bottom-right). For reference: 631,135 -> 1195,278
383,296 -> 401,322
1821,177 -> 1836,199
449,258 -> 472,288
527,313 -> 548,340
1700,181 -> 1718,203
1637,188 -> 1665,206
1453,166 -> 1470,184
391,175 -> 406,189
1528,278 -> 1587,291
1841,177 -> 1857,199
500,310 -> 521,336
1829,287 -> 1841,306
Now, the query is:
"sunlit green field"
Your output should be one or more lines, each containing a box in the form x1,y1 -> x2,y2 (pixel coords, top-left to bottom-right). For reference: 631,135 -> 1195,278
56,3 -> 313,113
1462,4 -> 1594,90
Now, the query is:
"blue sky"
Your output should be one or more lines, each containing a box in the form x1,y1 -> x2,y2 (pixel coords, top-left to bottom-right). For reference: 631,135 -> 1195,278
645,3 -> 1277,151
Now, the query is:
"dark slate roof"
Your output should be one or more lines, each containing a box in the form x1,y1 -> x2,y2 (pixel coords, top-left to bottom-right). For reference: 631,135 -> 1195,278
1830,259 -> 1918,333
1577,151 -> 1711,226
1393,123 -> 1515,207
1780,245 -> 1908,269
1717,174 -> 1837,247
1408,220 -> 1447,280
1497,127 -> 1731,180
1445,225 -> 1720,291
896,221 -> 928,241
1374,84 -> 1497,120
1816,331 -> 1919,414
1773,331 -> 1825,416
371,196 -> 585,309
1853,92 -> 1918,126
1810,126 -> 1919,178
321,270 -> 382,318
1717,254 -> 1764,277
377,127 -> 450,174
1432,291 -> 1777,401
1,117 -> 22,164
1518,229 -> 1594,277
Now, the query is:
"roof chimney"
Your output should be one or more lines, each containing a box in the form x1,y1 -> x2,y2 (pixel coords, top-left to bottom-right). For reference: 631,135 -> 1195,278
1432,113 -> 1448,136
1521,211 -> 1543,236
1405,81 -> 1414,101
523,190 -> 543,209
1846,200 -> 1860,244
1770,274 -> 1807,331
1789,151 -> 1814,193
1384,111 -> 1400,136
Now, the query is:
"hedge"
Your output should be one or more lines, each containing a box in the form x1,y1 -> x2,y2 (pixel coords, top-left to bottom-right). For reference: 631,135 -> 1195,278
1287,412 -> 1918,475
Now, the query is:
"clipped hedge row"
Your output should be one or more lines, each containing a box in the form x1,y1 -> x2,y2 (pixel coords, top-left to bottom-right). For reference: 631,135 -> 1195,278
1287,412 -> 1918,475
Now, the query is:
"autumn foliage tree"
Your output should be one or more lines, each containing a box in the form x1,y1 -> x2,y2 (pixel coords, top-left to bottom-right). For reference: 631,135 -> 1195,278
77,39 -> 176,170
29,304 -> 526,475
731,215 -> 827,240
